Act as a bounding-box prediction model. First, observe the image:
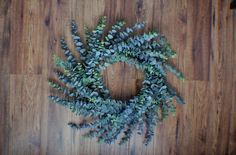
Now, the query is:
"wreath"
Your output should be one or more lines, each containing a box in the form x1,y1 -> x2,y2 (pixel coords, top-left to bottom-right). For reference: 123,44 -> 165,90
49,16 -> 185,145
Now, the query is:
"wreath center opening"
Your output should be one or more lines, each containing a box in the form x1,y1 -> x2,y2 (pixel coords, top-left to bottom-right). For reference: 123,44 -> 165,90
102,62 -> 144,101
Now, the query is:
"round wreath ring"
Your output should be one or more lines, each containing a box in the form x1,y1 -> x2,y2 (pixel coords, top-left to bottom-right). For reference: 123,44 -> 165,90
49,16 -> 185,145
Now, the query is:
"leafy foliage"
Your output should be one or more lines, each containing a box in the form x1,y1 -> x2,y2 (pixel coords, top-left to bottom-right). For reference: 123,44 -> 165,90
49,16 -> 185,145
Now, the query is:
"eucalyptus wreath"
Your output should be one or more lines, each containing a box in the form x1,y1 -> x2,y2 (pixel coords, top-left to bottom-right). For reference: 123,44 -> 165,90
48,16 -> 185,145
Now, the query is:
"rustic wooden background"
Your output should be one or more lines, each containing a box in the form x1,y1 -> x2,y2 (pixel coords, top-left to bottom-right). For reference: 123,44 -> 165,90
0,0 -> 235,155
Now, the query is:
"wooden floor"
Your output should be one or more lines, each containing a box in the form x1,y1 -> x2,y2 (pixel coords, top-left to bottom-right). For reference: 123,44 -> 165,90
0,0 -> 235,155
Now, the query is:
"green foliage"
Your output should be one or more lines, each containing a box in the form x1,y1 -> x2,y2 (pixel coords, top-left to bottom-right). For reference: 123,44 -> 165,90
49,16 -> 185,145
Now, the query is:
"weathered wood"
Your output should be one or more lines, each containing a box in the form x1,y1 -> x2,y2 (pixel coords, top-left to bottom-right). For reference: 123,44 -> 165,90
0,0 -> 235,155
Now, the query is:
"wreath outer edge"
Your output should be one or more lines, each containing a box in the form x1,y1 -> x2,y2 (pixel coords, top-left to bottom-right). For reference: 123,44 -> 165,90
48,16 -> 185,145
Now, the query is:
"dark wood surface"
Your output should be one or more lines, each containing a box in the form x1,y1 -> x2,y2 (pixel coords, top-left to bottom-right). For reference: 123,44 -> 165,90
0,0 -> 235,155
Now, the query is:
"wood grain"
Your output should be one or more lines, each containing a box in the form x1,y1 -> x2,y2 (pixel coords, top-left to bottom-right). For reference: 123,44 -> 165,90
102,62 -> 144,100
0,0 -> 235,155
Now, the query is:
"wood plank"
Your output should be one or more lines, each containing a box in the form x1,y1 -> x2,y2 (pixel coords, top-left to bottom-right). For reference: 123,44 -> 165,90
8,75 -> 43,155
8,0 -> 43,74
0,0 -> 235,155
0,0 -> 11,75
184,0 -> 212,81
229,83 -> 236,155
0,75 -> 10,155
205,1 -> 235,154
